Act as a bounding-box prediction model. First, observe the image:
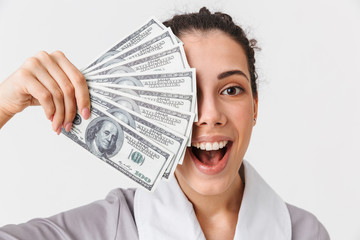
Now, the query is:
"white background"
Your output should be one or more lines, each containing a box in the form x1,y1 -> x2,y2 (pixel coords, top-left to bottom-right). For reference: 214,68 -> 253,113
0,0 -> 359,239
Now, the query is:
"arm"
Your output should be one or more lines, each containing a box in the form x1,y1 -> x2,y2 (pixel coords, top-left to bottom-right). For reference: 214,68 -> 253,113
0,50 -> 90,131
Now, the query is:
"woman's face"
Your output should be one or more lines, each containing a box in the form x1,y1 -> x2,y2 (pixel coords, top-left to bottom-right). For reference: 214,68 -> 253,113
175,30 -> 257,196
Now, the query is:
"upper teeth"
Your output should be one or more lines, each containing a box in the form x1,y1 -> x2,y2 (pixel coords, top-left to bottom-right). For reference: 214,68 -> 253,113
192,141 -> 228,151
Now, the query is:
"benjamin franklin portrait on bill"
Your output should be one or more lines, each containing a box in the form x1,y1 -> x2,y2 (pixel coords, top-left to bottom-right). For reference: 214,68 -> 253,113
85,117 -> 124,159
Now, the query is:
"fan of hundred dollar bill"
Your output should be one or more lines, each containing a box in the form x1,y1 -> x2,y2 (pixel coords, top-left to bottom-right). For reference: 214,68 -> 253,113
62,17 -> 196,192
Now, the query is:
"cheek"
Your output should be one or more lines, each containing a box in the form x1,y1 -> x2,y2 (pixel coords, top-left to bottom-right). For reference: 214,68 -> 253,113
99,133 -> 106,139
223,100 -> 254,124
177,150 -> 191,173
175,150 -> 199,183
223,101 -> 254,151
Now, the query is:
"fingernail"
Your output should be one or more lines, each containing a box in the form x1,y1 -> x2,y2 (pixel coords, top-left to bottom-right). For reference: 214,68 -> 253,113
81,107 -> 90,119
65,122 -> 72,132
56,127 -> 62,135
50,115 -> 54,121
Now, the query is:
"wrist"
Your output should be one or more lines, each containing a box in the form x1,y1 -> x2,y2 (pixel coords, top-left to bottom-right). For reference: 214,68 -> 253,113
0,104 -> 15,129
0,80 -> 15,128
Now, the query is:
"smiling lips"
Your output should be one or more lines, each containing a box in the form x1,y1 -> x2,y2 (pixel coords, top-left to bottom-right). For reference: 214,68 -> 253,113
190,140 -> 232,175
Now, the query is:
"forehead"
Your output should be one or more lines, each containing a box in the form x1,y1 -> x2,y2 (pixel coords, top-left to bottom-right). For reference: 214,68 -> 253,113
180,30 -> 250,79
101,121 -> 117,131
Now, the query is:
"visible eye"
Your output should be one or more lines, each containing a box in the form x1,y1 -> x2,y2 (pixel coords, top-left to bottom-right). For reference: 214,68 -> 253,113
221,86 -> 243,96
104,130 -> 110,135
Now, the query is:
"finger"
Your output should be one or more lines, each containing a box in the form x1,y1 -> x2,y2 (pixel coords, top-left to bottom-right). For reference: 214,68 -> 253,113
23,56 -> 65,133
24,76 -> 56,120
51,51 -> 91,120
35,51 -> 76,131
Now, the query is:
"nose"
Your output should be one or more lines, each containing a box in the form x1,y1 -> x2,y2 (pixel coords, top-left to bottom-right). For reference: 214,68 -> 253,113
195,93 -> 227,127
105,134 -> 113,142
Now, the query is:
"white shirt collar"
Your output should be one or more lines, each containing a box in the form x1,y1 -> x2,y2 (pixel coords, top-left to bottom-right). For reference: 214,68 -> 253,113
134,160 -> 292,240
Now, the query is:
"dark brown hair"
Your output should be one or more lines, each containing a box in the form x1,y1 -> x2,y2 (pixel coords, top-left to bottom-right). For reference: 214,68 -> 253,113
163,7 -> 259,98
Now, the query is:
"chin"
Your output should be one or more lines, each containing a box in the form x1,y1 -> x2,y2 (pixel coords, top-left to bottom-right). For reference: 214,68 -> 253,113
175,139 -> 245,195
175,161 -> 237,196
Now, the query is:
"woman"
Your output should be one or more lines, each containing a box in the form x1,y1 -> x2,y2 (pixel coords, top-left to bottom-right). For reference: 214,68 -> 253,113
0,8 -> 329,240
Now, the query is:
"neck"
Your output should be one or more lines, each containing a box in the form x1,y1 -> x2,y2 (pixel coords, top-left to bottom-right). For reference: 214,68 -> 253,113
176,173 -> 244,220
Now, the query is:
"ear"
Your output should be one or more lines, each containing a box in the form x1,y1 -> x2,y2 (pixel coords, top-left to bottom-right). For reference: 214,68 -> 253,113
253,97 -> 258,126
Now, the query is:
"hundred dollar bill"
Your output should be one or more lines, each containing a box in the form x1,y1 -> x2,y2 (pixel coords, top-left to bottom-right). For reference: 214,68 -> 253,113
84,44 -> 189,76
83,17 -> 167,71
88,85 -> 195,144
61,103 -> 173,191
86,70 -> 198,121
90,92 -> 188,179
85,69 -> 196,93
83,29 -> 178,74
90,83 -> 196,114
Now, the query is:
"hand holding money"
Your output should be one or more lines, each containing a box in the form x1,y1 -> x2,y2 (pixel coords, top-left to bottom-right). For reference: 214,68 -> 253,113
0,51 -> 91,132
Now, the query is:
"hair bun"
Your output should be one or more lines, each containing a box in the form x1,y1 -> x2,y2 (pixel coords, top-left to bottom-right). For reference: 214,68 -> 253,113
199,7 -> 211,15
214,12 -> 233,23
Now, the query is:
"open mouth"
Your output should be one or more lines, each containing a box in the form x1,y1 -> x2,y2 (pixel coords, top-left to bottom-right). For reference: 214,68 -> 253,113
189,140 -> 232,174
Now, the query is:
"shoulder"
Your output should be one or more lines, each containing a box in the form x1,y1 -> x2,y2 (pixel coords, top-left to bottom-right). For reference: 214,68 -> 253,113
286,203 -> 330,240
105,188 -> 136,214
0,188 -> 138,240
48,188 -> 137,239
52,188 -> 136,221
105,188 -> 136,202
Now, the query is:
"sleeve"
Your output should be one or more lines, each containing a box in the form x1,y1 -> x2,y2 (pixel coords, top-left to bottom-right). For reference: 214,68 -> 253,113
286,203 -> 330,240
0,188 -> 138,240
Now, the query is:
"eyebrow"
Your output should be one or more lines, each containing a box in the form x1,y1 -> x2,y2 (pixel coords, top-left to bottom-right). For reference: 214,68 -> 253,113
217,70 -> 249,81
